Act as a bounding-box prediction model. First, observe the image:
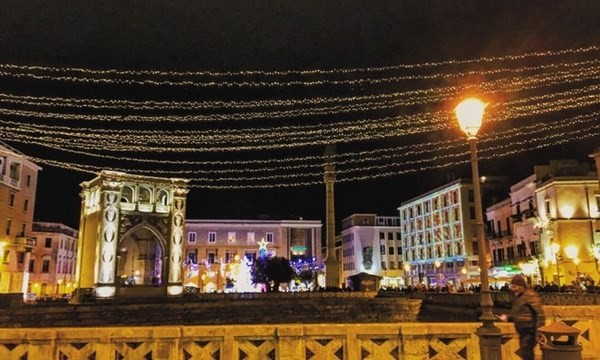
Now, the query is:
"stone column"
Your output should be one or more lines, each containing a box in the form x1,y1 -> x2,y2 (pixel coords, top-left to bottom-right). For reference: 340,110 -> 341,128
94,184 -> 120,298
324,145 -> 340,288
167,188 -> 187,296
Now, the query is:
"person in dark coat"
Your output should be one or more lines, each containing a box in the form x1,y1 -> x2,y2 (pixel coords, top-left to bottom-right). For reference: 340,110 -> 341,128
498,275 -> 546,360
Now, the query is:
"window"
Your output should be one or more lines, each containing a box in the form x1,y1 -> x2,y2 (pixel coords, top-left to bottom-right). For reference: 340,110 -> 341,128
45,237 -> 52,248
228,232 -> 236,243
9,162 -> 20,181
380,244 -> 386,255
19,223 -> 25,237
8,193 -> 15,207
245,252 -> 256,262
17,251 -> 25,264
23,199 -> 29,212
5,219 -> 11,235
208,232 -> 217,243
389,247 -> 394,255
28,259 -> 35,272
187,250 -> 197,264
26,175 -> 31,187
225,252 -> 235,263
188,232 -> 197,243
387,232 -> 394,240
42,259 -> 51,273
469,206 -> 476,220
379,232 -> 385,240
247,232 -> 255,243
381,261 -> 387,270
266,232 -> 274,243
2,250 -> 9,263
545,198 -> 551,217
207,252 -> 216,264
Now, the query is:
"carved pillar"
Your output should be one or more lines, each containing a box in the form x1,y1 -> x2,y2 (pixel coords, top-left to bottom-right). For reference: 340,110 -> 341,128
94,183 -> 120,298
167,188 -> 187,295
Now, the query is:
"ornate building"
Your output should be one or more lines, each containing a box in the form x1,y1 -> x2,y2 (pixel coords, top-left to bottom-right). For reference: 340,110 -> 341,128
0,141 -> 40,296
76,171 -> 188,298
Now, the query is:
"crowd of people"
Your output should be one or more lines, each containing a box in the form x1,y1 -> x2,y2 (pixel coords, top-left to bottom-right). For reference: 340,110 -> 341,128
381,273 -> 600,294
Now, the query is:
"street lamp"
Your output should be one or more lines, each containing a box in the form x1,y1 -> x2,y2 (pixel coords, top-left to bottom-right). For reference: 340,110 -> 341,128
455,98 -> 501,360
404,263 -> 412,287
564,245 -> 579,279
434,260 -> 442,288
551,242 -> 561,288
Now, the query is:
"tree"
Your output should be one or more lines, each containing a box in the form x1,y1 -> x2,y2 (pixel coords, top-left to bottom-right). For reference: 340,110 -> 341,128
251,256 -> 295,292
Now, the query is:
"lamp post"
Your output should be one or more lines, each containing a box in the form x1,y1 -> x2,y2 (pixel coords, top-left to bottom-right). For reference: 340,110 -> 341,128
404,263 -> 412,288
434,260 -> 442,288
455,98 -> 501,360
564,245 -> 579,280
551,242 -> 561,289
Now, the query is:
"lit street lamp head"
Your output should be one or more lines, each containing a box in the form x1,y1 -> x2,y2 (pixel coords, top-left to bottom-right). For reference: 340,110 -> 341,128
455,98 -> 486,138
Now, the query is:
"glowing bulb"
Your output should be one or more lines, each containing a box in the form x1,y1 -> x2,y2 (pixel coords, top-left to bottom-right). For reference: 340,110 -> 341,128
455,98 -> 487,137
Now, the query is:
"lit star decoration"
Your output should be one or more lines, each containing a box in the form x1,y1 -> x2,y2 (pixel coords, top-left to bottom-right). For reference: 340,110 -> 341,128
257,238 -> 269,258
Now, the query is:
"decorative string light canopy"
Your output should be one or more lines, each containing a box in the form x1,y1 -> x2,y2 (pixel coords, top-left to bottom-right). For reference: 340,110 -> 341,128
0,46 -> 598,189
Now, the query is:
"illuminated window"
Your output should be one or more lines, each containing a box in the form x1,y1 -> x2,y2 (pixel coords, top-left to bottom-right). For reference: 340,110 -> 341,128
207,232 -> 216,243
247,232 -> 255,243
187,232 -> 197,243
228,232 -> 236,243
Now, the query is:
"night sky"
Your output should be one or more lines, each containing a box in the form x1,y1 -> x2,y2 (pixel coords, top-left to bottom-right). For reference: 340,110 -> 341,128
1,0 -> 599,229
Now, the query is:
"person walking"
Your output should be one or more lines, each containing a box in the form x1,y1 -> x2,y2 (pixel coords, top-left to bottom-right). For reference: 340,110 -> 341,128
497,275 -> 546,360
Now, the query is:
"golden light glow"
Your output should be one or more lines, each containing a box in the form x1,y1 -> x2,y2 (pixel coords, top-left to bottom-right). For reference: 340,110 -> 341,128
434,260 -> 441,268
461,268 -> 467,275
404,263 -> 411,271
573,257 -> 581,266
455,98 -> 486,137
551,242 -> 560,254
559,204 -> 575,219
564,245 -> 579,259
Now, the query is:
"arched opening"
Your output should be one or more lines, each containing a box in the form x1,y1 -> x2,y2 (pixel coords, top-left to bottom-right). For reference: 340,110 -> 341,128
116,225 -> 166,296
156,189 -> 169,206
121,186 -> 135,203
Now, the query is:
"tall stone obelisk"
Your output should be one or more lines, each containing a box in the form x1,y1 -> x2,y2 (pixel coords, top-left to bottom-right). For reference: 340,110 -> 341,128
323,145 -> 340,288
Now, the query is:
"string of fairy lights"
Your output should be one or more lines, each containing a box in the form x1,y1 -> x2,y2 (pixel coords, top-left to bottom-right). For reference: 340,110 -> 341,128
0,45 -> 598,189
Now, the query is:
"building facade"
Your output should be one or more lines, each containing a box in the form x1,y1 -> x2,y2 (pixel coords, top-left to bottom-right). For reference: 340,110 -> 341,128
28,222 -> 78,297
485,160 -> 600,287
486,170 -> 547,285
399,179 -> 484,288
339,214 -> 402,289
184,219 -> 322,292
534,160 -> 599,286
0,141 -> 41,295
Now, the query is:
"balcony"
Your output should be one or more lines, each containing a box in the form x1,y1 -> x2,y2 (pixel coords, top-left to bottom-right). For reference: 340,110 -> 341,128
0,174 -> 20,189
138,203 -> 153,213
155,204 -> 170,213
120,202 -> 136,211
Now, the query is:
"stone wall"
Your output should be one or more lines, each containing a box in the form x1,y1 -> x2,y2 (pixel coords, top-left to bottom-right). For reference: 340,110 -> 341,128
0,314 -> 598,360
